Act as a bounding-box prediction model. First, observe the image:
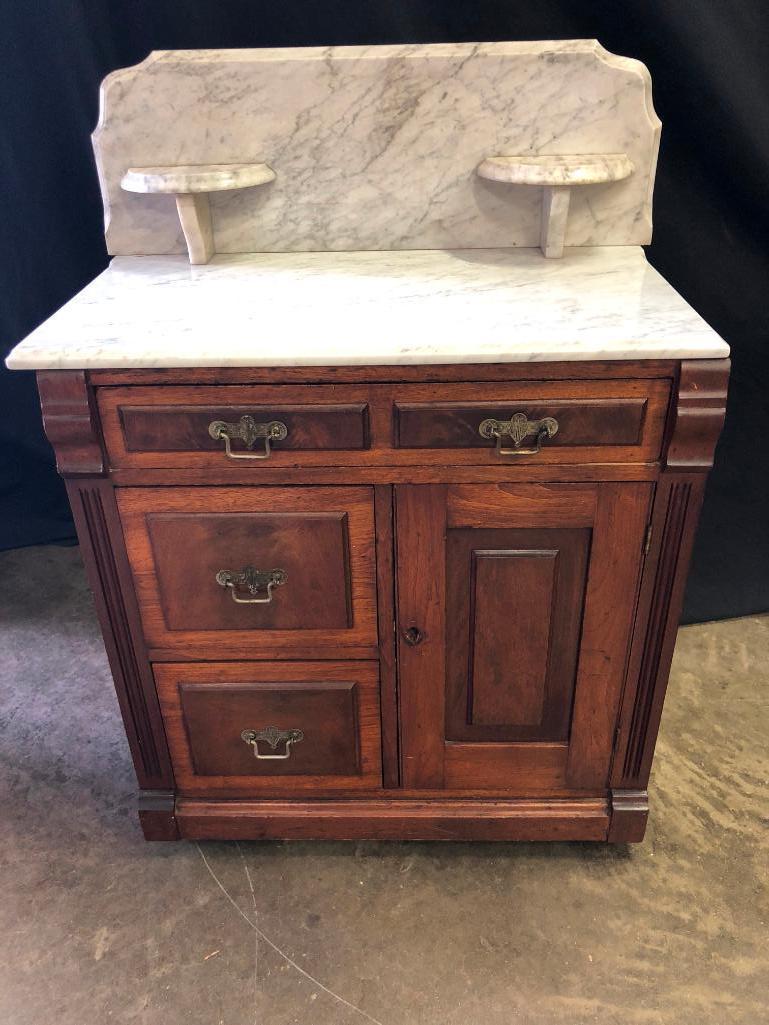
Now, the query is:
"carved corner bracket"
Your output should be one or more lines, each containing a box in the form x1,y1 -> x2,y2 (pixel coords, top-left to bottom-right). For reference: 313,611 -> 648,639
36,370 -> 105,476
665,358 -> 730,471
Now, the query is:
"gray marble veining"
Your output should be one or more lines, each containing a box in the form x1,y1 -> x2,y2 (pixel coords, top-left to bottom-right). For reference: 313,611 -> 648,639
94,41 -> 660,257
5,247 -> 728,370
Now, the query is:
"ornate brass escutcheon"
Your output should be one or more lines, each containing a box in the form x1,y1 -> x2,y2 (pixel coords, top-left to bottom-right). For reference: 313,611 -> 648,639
208,414 -> 288,460
478,412 -> 559,456
241,726 -> 305,760
215,566 -> 287,604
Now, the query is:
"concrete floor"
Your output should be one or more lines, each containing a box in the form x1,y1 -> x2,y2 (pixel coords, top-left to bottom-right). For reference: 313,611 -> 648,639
0,544 -> 767,1025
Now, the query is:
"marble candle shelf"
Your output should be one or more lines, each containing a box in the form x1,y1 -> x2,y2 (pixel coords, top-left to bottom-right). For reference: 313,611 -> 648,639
476,154 -> 634,258
120,163 -> 276,264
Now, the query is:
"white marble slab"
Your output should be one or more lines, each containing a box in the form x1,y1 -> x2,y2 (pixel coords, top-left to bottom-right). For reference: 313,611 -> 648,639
5,247 -> 728,370
94,41 -> 660,256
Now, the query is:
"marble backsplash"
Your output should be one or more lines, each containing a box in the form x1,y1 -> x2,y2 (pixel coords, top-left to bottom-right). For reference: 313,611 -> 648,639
94,41 -> 660,256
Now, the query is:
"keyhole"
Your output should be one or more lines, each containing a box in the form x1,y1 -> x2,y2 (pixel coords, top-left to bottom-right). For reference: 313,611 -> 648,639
402,626 -> 424,646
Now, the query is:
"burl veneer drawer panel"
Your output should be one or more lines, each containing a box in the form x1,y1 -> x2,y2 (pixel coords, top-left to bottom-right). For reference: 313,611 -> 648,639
392,379 -> 670,463
98,378 -> 670,471
98,385 -> 370,468
116,486 -> 378,658
155,661 -> 382,795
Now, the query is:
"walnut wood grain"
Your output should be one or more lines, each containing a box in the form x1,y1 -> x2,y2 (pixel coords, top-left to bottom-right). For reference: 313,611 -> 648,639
445,482 -> 597,528
445,527 -> 590,742
37,370 -> 105,476
148,511 -> 353,631
66,479 -> 174,788
138,789 -> 179,840
565,482 -> 652,788
155,661 -> 382,796
176,796 -> 610,841
442,743 -> 569,791
121,400 -> 369,452
395,485 -> 448,788
665,359 -> 730,470
180,681 -> 360,776
98,378 -> 670,470
395,397 -> 648,449
88,359 -> 677,386
611,362 -> 728,792
109,463 -> 659,486
147,644 -> 378,662
398,482 -> 651,794
374,485 -> 400,788
33,358 -> 725,844
116,485 -> 378,657
607,789 -> 649,842
612,476 -> 705,789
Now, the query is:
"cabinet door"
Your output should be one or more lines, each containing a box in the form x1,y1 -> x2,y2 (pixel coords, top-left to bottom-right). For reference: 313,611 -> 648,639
395,483 -> 652,792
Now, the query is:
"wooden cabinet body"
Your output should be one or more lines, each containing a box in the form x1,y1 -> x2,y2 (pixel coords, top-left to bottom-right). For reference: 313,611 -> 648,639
38,358 -> 728,842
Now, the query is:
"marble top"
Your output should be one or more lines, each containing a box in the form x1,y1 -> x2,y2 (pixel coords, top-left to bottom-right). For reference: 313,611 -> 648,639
6,247 -> 728,370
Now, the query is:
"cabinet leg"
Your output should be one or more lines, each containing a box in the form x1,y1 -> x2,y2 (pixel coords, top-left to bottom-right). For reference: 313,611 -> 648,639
138,789 -> 179,841
608,789 -> 649,843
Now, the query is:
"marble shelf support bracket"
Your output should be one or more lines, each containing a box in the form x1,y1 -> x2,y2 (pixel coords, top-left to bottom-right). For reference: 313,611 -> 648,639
175,193 -> 214,264
540,185 -> 571,259
120,163 -> 276,265
477,154 -> 634,259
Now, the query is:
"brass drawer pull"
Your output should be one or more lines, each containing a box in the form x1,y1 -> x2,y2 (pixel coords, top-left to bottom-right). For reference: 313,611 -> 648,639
241,726 -> 305,760
208,414 -> 288,460
478,412 -> 559,456
216,566 -> 287,604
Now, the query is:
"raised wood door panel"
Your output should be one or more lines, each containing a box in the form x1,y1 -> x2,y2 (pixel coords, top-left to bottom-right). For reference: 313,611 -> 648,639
117,486 -> 377,658
396,482 -> 652,793
446,527 -> 590,742
155,661 -> 382,795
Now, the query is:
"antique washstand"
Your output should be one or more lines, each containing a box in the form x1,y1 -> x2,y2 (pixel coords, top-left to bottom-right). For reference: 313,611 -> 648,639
6,42 -> 728,842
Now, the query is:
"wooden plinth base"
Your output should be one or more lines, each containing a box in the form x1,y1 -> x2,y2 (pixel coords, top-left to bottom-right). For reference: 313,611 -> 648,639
169,797 -> 615,842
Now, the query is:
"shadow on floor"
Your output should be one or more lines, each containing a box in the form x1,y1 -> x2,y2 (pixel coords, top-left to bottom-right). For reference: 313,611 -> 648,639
1,545 -> 767,1025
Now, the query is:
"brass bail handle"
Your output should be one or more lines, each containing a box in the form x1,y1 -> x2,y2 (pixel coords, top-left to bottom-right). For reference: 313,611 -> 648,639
241,726 -> 304,760
216,566 -> 287,604
208,414 -> 288,460
478,412 -> 559,456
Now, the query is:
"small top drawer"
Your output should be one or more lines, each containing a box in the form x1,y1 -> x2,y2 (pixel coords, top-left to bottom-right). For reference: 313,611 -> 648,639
98,385 -> 369,467
392,379 -> 670,463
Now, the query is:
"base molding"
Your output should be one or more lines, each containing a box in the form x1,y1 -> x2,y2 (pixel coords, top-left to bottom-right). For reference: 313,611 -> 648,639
608,789 -> 649,843
138,789 -> 179,840
175,796 -> 610,841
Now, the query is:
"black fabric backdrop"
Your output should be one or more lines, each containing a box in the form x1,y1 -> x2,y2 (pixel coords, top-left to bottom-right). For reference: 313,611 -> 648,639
1,1 -> 767,623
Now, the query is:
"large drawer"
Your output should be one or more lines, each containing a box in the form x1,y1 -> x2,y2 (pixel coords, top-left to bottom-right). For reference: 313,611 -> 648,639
117,486 -> 378,658
155,661 -> 382,795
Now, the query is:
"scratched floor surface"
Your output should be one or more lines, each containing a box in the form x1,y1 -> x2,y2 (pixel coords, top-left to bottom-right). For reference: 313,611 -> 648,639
1,544 -> 767,1025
